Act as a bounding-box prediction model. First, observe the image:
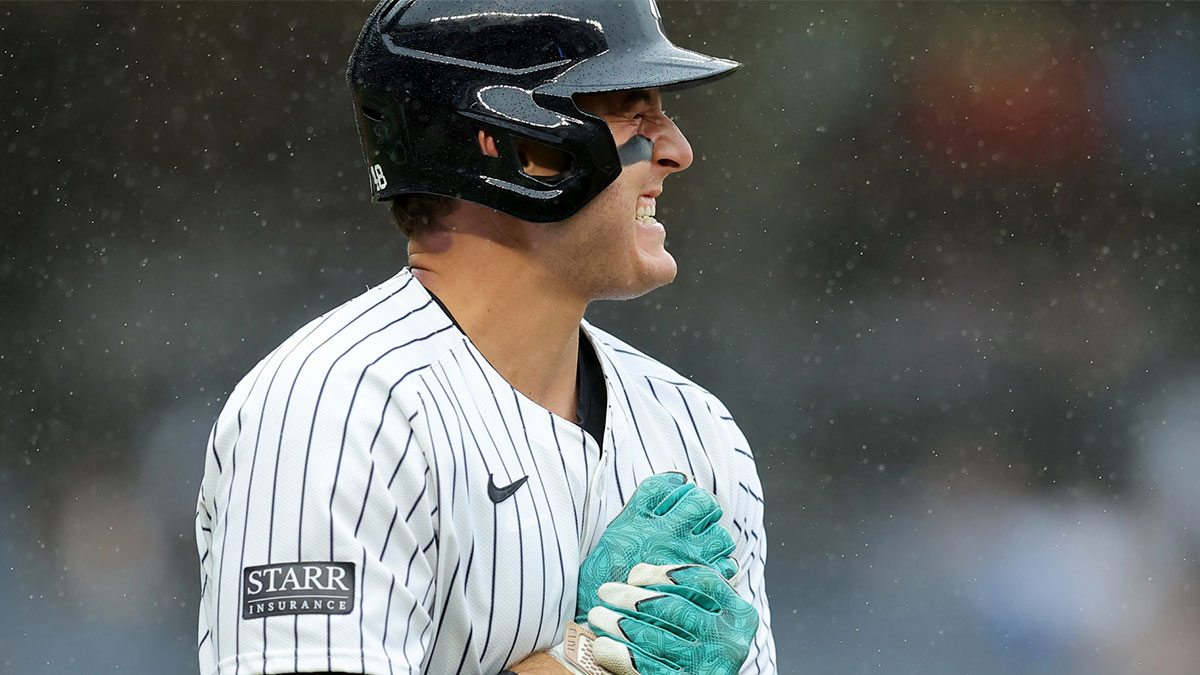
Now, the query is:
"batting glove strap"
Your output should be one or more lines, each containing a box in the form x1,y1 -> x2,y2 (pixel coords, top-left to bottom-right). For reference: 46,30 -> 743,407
588,563 -> 759,675
549,621 -> 615,675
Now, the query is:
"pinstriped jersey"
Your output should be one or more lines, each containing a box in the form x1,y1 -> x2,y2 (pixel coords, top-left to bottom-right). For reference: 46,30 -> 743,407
195,268 -> 776,674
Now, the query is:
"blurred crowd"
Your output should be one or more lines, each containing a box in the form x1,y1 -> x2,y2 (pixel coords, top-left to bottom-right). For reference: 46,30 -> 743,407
2,2 -> 1198,673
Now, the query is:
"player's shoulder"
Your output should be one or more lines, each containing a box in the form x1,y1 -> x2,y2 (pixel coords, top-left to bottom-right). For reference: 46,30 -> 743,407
228,268 -> 462,403
583,320 -> 723,408
584,321 -> 750,461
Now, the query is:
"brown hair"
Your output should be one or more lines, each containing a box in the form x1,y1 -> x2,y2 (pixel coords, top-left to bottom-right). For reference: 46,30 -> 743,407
389,194 -> 457,236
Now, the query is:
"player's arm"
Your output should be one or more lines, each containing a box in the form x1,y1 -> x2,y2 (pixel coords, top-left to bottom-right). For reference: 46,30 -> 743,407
504,650 -> 574,673
199,382 -> 439,674
266,664 -> 574,675
270,665 -> 574,675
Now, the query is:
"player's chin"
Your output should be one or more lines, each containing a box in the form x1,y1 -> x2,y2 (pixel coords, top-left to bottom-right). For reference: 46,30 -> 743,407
617,252 -> 678,300
591,252 -> 676,301
643,251 -> 678,289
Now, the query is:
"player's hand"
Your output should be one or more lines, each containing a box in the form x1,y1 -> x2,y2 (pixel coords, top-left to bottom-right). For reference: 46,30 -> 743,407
575,472 -> 737,623
588,563 -> 758,675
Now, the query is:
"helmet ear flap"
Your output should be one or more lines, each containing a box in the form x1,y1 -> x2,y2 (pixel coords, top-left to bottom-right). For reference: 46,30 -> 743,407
353,89 -> 414,196
471,86 -> 582,183
532,92 -> 622,185
450,94 -> 621,221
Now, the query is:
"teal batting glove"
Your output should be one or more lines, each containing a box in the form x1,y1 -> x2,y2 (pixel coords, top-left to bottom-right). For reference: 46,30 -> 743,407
588,563 -> 758,675
576,472 -> 738,623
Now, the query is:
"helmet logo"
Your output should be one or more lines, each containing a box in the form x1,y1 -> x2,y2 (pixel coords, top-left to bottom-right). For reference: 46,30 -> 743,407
370,164 -> 388,191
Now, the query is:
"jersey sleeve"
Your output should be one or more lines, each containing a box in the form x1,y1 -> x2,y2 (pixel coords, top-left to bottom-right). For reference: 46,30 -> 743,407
196,362 -> 439,675
712,399 -> 778,675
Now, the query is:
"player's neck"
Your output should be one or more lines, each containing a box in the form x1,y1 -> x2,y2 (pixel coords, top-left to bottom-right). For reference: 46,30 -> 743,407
408,225 -> 584,422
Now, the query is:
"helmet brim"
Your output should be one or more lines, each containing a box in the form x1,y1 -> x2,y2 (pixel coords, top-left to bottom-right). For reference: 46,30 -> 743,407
538,43 -> 740,97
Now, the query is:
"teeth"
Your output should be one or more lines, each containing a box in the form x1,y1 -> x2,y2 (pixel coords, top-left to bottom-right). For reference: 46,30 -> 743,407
635,198 -> 657,220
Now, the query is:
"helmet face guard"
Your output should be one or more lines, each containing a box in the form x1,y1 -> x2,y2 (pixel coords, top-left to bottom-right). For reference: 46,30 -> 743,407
347,0 -> 740,223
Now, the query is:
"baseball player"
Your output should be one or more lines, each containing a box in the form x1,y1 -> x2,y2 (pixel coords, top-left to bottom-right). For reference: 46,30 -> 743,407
195,1 -> 775,674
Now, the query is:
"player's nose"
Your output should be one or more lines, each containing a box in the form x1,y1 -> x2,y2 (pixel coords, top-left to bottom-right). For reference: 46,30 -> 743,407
652,116 -> 693,174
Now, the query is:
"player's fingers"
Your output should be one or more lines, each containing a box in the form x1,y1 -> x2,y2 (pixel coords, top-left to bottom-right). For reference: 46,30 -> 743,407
589,604 -> 696,659
694,516 -> 735,558
594,581 -> 686,633
690,497 -> 725,535
712,554 -> 740,581
624,471 -> 690,517
650,482 -> 694,516
625,564 -> 759,650
596,578 -> 707,638
590,596 -> 684,675
656,481 -> 720,525
629,562 -> 733,610
635,562 -> 760,643
642,520 -> 734,571
592,634 -> 676,675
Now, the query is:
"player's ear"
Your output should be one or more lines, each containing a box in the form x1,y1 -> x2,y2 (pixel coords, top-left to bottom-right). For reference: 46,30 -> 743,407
477,129 -> 571,178
476,129 -> 499,158
515,138 -> 572,178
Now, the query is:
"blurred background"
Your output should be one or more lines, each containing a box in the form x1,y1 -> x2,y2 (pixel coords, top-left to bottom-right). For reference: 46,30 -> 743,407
2,1 -> 1199,673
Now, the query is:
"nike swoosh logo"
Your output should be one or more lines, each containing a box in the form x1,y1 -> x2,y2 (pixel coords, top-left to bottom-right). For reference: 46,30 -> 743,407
488,473 -> 528,503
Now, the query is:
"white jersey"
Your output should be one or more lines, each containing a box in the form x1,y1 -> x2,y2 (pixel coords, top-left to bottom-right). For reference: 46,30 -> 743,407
195,268 -> 776,674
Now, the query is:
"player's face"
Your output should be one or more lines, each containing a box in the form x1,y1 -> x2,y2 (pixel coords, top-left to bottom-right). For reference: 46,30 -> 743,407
552,89 -> 693,301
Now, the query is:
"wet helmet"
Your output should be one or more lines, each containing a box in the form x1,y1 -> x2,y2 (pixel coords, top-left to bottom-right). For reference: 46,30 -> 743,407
346,0 -> 740,223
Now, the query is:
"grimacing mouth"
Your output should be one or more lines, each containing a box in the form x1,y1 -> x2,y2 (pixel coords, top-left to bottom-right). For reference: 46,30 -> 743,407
636,195 -> 656,219
634,190 -> 661,226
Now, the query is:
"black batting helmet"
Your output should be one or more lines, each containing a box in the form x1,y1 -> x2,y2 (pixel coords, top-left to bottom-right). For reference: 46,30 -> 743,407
346,0 -> 740,223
